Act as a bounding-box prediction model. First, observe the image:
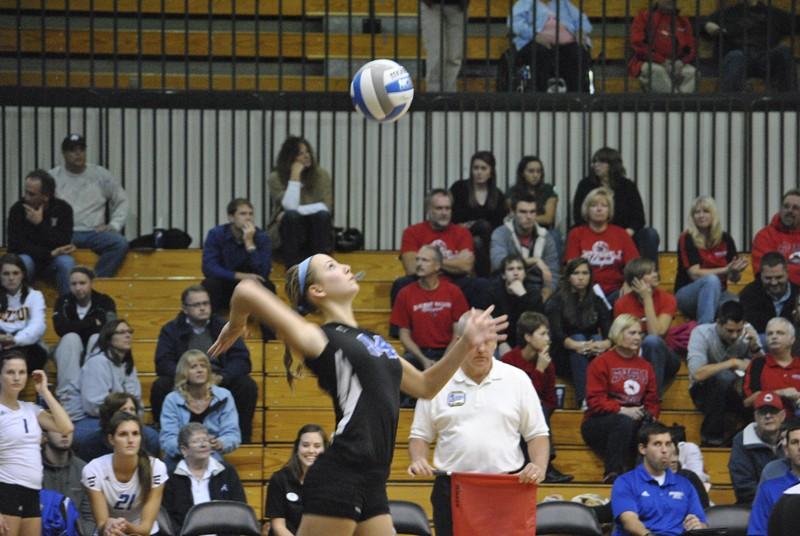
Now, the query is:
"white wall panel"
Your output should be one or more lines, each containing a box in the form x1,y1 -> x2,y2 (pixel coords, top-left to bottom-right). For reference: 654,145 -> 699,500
2,107 -> 797,252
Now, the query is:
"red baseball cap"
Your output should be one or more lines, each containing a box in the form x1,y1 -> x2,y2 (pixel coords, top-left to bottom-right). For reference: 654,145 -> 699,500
755,391 -> 784,411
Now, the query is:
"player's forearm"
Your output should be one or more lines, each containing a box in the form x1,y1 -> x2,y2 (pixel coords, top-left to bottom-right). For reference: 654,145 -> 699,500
416,336 -> 475,398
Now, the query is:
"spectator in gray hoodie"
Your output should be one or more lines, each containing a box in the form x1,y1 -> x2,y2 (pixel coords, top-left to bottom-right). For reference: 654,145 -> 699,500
71,319 -> 158,454
490,190 -> 559,301
49,134 -> 129,277
42,429 -> 95,536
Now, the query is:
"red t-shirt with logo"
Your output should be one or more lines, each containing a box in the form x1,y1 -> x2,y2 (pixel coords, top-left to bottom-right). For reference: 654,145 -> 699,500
583,348 -> 660,421
564,224 -> 640,294
613,288 -> 677,332
501,347 -> 557,411
390,279 -> 469,349
400,221 -> 475,258
744,354 -> 800,404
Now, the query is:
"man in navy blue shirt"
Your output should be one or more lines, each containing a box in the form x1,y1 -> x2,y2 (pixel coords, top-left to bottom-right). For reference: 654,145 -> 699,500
748,419 -> 800,535
611,422 -> 708,536
202,197 -> 274,312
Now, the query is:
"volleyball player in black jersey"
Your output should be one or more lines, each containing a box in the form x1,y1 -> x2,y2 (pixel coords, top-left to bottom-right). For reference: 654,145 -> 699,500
210,253 -> 506,536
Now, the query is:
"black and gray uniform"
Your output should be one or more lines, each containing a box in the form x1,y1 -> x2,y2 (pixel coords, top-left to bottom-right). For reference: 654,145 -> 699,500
302,322 -> 403,521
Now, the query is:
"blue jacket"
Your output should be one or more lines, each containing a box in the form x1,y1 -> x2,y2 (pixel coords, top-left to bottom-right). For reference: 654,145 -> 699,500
159,384 -> 241,459
202,223 -> 272,281
155,312 -> 251,382
748,470 -> 800,536
511,0 -> 592,51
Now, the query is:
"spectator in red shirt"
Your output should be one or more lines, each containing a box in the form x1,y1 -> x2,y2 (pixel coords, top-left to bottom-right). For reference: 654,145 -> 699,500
675,195 -> 748,324
393,189 -> 487,312
628,0 -> 697,93
614,258 -> 681,397
565,186 -> 639,304
744,317 -> 800,413
752,189 -> 800,286
391,245 -> 469,371
502,311 -> 573,483
581,313 -> 660,484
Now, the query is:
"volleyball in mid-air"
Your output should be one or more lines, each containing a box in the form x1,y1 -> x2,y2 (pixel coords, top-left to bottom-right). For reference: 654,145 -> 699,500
350,59 -> 414,123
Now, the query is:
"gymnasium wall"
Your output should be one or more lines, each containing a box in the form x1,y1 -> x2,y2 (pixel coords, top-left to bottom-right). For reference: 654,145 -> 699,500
1,104 -> 797,252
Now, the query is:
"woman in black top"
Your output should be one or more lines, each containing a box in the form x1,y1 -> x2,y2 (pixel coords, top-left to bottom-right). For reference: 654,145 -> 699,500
266,424 -> 330,536
210,254 -> 506,536
545,257 -> 611,408
449,151 -> 508,276
507,156 -> 559,230
571,147 -> 660,262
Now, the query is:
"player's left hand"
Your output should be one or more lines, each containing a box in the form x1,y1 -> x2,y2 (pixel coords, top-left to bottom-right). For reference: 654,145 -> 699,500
516,462 -> 544,484
32,370 -> 49,394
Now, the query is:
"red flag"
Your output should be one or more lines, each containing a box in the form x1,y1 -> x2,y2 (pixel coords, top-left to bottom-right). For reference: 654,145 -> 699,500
451,472 -> 537,536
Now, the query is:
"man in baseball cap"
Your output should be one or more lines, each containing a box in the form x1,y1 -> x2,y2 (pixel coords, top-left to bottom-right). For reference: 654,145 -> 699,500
729,390 -> 786,505
61,133 -> 86,152
49,134 -> 129,276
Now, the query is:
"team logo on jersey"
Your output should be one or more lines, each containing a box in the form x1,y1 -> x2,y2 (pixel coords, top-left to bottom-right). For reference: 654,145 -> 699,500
669,491 -> 685,500
356,333 -> 400,359
447,391 -> 466,407
582,241 -> 623,267
623,379 -> 641,396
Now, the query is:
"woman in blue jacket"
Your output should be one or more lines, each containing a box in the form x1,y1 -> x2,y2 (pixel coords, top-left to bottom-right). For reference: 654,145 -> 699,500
159,350 -> 241,469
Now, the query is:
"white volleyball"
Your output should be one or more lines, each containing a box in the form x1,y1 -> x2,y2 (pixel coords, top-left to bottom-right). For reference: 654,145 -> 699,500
350,59 -> 414,123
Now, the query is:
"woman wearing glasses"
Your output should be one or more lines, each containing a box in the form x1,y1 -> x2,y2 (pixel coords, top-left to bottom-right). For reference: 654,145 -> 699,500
73,319 -> 156,452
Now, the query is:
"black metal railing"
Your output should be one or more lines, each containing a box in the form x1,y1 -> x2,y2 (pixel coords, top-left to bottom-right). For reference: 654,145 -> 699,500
1,88 -> 798,252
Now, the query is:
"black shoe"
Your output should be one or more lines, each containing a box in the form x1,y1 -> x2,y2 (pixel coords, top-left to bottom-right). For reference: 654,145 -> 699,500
544,466 -> 574,484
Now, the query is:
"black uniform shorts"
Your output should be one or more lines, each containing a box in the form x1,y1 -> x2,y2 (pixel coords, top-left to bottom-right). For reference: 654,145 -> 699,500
302,453 -> 390,522
0,482 -> 41,518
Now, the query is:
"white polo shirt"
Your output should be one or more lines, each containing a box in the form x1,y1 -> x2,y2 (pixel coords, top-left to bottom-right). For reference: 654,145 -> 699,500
409,359 -> 549,473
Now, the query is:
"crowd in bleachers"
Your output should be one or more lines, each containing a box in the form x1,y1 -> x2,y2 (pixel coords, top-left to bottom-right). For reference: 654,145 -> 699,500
3,127 -> 800,536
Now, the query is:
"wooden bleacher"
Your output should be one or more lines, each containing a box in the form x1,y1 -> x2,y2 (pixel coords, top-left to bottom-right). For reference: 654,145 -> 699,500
1,0 -> 796,93
17,248 -> 752,524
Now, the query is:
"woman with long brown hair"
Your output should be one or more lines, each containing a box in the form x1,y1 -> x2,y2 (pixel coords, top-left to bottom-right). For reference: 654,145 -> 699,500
0,349 -> 73,536
449,151 -> 508,276
268,136 -> 334,267
82,412 -> 167,536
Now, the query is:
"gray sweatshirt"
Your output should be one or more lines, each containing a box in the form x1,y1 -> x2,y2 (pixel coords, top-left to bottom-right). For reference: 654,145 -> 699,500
79,351 -> 141,418
490,220 -> 560,290
49,164 -> 129,232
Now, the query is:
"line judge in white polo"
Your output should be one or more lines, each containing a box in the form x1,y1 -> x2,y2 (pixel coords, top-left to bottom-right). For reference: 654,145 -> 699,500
407,310 -> 550,536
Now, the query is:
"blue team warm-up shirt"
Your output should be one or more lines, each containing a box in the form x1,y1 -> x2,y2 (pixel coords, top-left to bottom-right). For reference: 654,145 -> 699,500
747,470 -> 800,536
612,465 -> 707,536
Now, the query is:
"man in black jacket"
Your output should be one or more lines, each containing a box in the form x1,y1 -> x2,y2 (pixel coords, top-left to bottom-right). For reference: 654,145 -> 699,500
705,0 -> 796,92
7,169 -> 76,295
151,284 -> 256,442
52,266 -> 117,421
741,252 -> 799,336
162,423 -> 246,531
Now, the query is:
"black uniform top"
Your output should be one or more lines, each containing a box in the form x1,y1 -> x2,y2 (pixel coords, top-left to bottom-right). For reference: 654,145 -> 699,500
265,467 -> 303,535
305,323 -> 403,471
